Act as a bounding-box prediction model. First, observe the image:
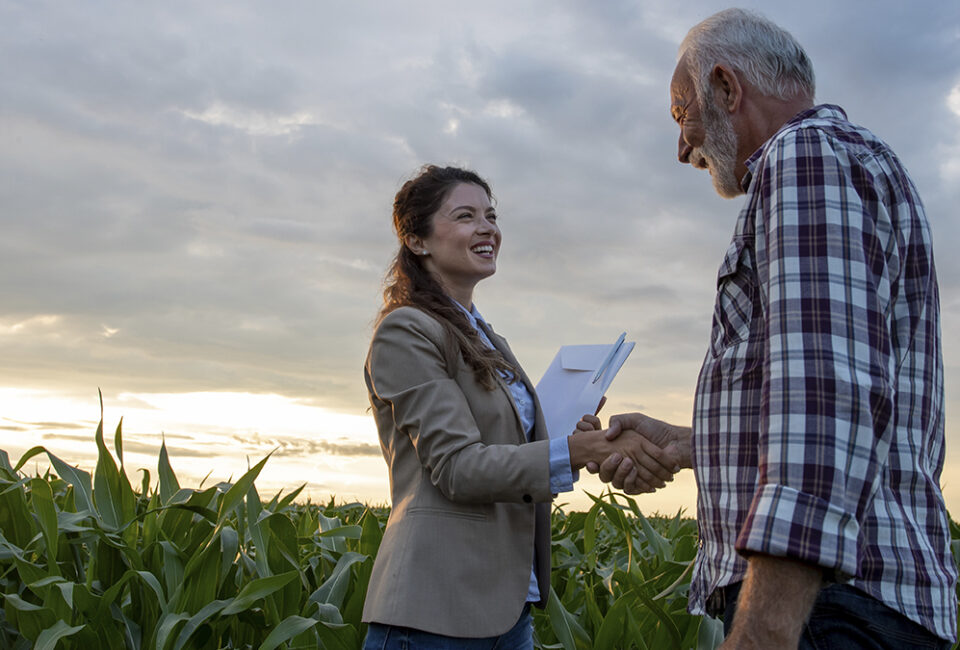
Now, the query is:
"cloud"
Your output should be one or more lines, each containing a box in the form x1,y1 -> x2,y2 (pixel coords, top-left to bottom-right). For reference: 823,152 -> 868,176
230,432 -> 380,458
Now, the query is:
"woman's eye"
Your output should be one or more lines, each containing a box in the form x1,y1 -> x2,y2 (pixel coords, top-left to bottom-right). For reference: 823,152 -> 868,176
487,214 -> 498,222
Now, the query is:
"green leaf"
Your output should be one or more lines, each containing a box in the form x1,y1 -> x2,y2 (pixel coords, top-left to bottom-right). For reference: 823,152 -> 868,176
257,615 -> 320,650
593,593 -> 633,650
93,409 -> 123,529
43,451 -> 97,519
154,612 -> 190,650
545,584 -> 591,650
310,552 -> 367,610
158,438 -> 181,505
219,525 -> 240,586
636,508 -> 671,562
634,586 -> 683,648
276,484 -> 306,510
2,592 -> 57,641
114,415 -> 125,467
313,621 -> 360,650
583,502 -> 600,570
180,541 -> 221,613
221,571 -> 299,615
12,445 -> 49,473
317,524 -> 363,539
697,615 -> 725,650
172,599 -> 230,650
0,474 -> 34,548
34,619 -> 85,650
217,453 -> 271,526
359,509 -> 383,558
29,478 -> 60,575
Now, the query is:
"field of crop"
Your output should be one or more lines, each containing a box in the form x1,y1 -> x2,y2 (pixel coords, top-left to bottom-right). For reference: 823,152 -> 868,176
1,407 -> 958,649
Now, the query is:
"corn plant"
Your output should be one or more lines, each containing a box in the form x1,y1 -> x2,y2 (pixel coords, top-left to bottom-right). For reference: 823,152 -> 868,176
533,493 -> 722,650
2,400 -> 958,649
0,397 -> 380,649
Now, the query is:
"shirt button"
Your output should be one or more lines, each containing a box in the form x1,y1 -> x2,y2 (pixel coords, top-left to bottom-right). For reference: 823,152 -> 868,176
523,494 -> 532,503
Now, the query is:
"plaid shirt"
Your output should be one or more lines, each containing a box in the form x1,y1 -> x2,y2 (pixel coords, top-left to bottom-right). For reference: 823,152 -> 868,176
689,104 -> 957,641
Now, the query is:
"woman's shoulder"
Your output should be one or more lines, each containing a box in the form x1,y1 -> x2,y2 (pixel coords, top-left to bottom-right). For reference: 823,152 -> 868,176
375,305 -> 446,341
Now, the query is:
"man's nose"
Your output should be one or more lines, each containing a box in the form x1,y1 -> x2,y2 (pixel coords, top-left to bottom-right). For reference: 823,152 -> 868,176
678,133 -> 692,164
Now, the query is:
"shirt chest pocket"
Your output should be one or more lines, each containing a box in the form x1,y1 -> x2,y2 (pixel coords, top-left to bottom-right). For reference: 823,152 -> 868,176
710,239 -> 757,356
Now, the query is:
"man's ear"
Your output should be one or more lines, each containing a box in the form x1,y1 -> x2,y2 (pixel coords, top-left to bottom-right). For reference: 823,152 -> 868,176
711,63 -> 743,113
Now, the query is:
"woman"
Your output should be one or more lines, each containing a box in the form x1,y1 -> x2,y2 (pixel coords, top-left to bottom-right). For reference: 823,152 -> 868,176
362,165 -> 666,648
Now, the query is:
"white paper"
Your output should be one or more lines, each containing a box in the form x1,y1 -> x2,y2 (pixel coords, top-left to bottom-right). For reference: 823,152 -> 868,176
535,336 -> 635,440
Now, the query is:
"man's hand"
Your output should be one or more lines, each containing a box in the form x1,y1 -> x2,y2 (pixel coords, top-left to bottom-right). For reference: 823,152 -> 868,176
597,412 -> 693,494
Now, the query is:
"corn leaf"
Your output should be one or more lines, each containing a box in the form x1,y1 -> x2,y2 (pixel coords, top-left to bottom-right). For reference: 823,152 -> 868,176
257,615 -> 321,650
157,438 -> 181,505
216,454 -> 270,527
34,620 -> 85,650
545,585 -> 591,650
93,413 -> 124,529
172,599 -> 230,650
311,551 -> 366,610
276,483 -> 306,510
154,612 -> 190,650
29,478 -> 60,576
222,571 -> 299,615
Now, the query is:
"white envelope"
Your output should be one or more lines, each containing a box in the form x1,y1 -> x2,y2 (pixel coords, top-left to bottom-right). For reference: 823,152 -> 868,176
535,335 -> 635,440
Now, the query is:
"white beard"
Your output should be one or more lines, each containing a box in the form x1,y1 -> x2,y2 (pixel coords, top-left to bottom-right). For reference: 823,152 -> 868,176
693,96 -> 742,198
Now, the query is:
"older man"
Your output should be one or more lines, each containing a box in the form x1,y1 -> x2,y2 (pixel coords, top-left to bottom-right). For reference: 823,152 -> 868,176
599,8 -> 957,649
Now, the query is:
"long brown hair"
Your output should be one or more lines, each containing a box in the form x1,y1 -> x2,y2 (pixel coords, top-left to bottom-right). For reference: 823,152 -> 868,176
380,165 -> 517,390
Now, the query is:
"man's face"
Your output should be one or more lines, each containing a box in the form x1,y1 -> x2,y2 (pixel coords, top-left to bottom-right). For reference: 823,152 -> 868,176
670,57 -> 743,198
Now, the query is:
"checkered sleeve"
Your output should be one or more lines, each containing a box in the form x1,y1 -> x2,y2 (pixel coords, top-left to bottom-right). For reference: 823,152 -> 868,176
735,126 -> 897,577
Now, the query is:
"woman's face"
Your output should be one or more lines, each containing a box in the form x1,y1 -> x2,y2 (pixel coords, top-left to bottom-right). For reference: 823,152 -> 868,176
412,182 -> 500,304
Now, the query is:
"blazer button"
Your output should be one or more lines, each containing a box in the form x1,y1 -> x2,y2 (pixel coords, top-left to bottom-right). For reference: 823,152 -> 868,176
522,494 -> 532,503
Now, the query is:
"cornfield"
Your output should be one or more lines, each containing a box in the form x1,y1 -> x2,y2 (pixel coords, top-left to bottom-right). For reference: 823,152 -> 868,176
1,405 -> 957,649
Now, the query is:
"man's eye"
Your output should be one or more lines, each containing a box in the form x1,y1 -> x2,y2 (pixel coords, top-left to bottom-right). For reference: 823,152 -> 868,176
487,214 -> 497,222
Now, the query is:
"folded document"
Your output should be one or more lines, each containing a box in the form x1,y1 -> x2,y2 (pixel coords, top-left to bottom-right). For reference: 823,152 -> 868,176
535,332 -> 635,440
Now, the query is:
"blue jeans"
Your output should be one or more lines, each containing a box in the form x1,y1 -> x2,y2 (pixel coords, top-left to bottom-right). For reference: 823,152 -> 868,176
362,604 -> 533,650
720,582 -> 950,649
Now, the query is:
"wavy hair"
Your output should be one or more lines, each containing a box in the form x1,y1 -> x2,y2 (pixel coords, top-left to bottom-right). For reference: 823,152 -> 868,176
380,165 -> 516,390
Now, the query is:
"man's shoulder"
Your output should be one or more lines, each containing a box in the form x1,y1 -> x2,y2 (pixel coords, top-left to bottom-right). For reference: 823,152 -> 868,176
770,104 -> 884,151
753,104 -> 899,177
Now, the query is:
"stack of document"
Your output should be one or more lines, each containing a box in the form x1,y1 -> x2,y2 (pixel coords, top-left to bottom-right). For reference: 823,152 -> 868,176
535,333 -> 634,440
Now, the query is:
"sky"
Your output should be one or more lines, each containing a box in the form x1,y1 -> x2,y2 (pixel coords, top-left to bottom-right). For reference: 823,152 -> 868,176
2,0 -> 959,515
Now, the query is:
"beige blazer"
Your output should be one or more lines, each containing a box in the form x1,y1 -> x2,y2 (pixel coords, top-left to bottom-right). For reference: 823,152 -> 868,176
361,306 -> 554,638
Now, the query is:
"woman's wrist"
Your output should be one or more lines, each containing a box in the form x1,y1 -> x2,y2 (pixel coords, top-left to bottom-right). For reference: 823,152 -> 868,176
567,430 -> 612,470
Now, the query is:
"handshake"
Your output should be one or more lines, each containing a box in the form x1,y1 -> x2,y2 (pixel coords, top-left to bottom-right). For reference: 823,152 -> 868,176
567,411 -> 693,495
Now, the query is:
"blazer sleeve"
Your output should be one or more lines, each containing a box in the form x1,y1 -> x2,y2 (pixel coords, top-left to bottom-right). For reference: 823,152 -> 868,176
366,308 -> 553,504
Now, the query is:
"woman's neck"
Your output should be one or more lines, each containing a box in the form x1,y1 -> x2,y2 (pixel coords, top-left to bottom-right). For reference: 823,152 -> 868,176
441,282 -> 474,312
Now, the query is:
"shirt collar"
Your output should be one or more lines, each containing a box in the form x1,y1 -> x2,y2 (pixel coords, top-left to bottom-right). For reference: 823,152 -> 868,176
451,298 -> 486,331
740,104 -> 848,190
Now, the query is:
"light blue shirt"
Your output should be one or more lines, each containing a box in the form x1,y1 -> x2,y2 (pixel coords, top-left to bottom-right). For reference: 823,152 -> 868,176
455,301 -> 575,603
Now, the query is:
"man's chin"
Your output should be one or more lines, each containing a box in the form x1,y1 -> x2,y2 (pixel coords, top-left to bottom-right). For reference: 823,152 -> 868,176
710,171 -> 744,198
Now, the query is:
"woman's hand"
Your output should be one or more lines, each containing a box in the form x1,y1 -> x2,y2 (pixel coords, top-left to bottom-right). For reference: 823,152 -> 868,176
574,397 -> 606,473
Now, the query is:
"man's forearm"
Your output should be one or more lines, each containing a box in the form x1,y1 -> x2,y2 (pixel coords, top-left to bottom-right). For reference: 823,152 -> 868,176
721,554 -> 822,649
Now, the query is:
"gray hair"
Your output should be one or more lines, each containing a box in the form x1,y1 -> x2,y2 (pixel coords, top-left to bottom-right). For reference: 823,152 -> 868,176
679,8 -> 815,102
